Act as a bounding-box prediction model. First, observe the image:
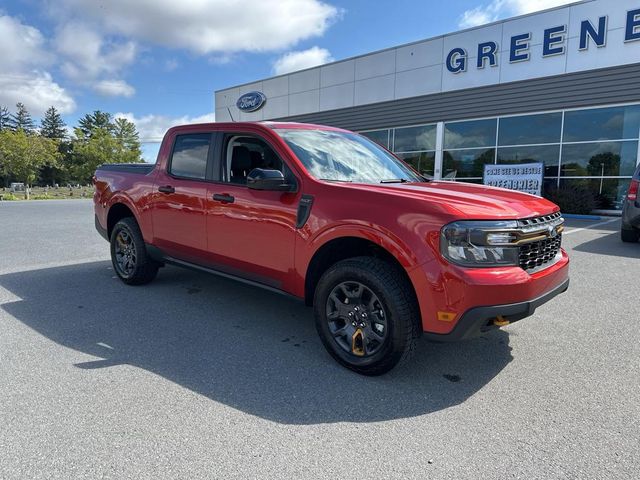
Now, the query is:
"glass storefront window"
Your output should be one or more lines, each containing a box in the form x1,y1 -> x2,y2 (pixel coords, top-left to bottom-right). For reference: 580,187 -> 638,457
560,178 -> 631,210
560,141 -> 638,177
498,113 -> 562,145
358,103 -> 640,210
443,148 -> 495,178
396,152 -> 435,176
497,145 -> 560,176
393,125 -> 436,152
454,179 -> 483,184
444,119 -> 497,149
360,129 -> 389,149
563,105 -> 640,142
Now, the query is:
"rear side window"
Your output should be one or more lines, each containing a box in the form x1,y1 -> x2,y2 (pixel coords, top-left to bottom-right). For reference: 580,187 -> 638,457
169,134 -> 211,180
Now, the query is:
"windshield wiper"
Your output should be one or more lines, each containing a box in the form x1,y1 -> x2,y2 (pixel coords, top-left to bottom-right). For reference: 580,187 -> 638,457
380,178 -> 411,183
319,178 -> 353,182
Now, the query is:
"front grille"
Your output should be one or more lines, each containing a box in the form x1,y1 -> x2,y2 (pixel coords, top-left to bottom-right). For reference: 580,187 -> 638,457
516,212 -> 563,271
519,233 -> 562,271
517,211 -> 562,229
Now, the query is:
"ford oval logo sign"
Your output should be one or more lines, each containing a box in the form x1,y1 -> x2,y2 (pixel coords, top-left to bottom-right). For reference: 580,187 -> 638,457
236,91 -> 266,112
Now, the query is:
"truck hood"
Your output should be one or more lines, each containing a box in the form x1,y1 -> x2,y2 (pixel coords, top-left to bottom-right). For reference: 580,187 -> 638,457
344,181 -> 559,219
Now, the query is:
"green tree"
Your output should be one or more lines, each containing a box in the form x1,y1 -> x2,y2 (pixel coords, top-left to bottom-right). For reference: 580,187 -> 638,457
38,107 -> 69,186
0,106 -> 10,131
78,111 -> 114,137
9,102 -> 36,133
0,129 -> 59,197
113,117 -> 142,163
40,106 -> 67,140
70,127 -> 138,182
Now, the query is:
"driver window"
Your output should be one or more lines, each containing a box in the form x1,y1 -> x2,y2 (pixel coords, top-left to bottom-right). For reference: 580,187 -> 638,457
224,136 -> 285,185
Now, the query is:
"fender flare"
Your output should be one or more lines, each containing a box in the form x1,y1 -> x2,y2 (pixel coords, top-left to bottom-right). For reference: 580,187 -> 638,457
105,193 -> 143,236
303,222 -> 421,272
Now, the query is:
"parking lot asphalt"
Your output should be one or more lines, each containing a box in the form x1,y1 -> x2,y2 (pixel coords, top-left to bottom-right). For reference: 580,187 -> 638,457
1,199 -> 638,479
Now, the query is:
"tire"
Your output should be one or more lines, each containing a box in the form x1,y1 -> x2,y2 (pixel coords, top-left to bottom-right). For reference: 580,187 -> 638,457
313,256 -> 420,376
621,225 -> 640,243
110,217 -> 159,285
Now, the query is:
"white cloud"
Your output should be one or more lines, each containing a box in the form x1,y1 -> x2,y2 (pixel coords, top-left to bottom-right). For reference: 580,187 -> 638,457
55,22 -> 136,97
114,112 -> 216,143
0,15 -> 75,115
273,46 -> 333,75
61,0 -> 340,54
93,80 -> 136,97
0,72 -> 76,116
459,0 -> 576,28
0,15 -> 52,71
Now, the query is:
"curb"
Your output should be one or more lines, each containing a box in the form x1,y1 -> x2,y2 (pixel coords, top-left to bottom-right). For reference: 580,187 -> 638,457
562,213 -> 602,220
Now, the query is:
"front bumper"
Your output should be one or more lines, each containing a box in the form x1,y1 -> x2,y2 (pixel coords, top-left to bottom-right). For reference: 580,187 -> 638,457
409,247 -> 569,336
423,277 -> 569,341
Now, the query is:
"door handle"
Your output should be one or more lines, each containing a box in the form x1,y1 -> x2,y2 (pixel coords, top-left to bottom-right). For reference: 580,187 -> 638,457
213,193 -> 235,204
158,185 -> 175,194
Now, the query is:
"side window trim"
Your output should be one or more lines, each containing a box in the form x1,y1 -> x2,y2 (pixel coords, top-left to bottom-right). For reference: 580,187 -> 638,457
206,131 -> 223,182
167,132 -> 215,182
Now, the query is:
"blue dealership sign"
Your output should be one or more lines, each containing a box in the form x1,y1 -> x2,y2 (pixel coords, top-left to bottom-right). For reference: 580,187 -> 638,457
236,91 -> 267,112
445,8 -> 640,74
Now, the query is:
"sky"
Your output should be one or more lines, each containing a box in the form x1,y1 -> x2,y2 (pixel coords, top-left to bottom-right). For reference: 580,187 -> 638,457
0,0 -> 577,160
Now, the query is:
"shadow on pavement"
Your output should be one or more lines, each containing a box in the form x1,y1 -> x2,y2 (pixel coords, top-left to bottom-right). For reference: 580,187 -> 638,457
0,261 -> 512,425
572,230 -> 640,259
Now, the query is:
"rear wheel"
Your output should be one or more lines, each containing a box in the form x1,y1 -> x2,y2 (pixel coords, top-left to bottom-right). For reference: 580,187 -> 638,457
110,217 -> 159,285
621,224 -> 640,243
313,257 -> 419,376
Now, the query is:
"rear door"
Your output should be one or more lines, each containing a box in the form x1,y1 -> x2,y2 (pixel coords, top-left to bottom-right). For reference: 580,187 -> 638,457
205,131 -> 300,289
150,132 -> 216,263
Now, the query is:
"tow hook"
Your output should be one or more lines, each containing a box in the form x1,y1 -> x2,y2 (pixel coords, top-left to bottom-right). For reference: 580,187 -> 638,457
493,315 -> 510,327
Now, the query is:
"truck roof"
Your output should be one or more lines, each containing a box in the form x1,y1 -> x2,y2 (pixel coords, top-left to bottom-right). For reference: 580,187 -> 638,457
167,121 -> 351,135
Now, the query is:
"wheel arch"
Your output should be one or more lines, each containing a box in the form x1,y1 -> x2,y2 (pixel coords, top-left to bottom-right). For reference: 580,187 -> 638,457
303,235 -> 421,331
107,201 -> 139,239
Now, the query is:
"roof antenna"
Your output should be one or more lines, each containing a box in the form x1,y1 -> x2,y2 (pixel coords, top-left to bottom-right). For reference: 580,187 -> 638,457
227,106 -> 236,122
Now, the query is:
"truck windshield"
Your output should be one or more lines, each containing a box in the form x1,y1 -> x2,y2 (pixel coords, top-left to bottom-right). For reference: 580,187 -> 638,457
274,129 -> 423,184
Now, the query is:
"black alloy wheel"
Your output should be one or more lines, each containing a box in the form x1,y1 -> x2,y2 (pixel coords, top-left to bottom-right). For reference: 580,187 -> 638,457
326,281 -> 388,358
113,228 -> 137,278
314,256 -> 419,376
109,217 -> 160,285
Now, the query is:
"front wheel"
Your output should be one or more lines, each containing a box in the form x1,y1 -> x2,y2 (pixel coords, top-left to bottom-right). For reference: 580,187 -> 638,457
313,257 -> 420,376
110,217 -> 159,285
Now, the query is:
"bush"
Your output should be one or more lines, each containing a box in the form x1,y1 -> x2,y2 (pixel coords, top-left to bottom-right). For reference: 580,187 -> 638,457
0,193 -> 18,201
544,185 -> 596,214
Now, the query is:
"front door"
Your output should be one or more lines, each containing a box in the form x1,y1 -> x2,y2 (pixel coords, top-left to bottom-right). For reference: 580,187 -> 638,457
205,133 -> 299,289
150,132 -> 213,263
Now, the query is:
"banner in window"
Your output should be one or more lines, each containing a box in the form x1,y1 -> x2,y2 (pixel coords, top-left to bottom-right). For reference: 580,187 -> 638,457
483,162 -> 544,196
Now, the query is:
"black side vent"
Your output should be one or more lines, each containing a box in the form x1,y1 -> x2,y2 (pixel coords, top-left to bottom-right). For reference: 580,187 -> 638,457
296,195 -> 314,229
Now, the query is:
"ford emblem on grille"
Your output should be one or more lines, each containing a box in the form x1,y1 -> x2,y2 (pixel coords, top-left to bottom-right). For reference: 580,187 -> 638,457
236,91 -> 266,112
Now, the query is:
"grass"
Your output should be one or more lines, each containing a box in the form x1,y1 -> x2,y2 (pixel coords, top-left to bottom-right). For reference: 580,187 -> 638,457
0,186 -> 93,201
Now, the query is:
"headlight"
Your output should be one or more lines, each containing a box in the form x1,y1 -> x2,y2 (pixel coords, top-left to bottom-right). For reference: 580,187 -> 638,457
440,220 -> 520,267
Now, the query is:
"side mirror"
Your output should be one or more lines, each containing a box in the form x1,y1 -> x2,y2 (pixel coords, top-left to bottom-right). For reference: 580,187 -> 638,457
247,168 -> 296,192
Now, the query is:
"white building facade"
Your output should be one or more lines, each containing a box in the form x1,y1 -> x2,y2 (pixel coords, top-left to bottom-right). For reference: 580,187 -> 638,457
216,0 -> 640,210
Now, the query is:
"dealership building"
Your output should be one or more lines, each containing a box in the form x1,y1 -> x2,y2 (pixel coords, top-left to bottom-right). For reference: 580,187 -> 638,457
215,0 -> 640,211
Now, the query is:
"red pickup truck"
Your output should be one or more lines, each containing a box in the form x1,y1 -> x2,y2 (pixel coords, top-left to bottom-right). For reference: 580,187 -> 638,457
94,121 -> 569,375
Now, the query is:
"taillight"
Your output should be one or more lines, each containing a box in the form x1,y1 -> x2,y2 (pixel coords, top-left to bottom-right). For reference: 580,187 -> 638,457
628,179 -> 639,201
